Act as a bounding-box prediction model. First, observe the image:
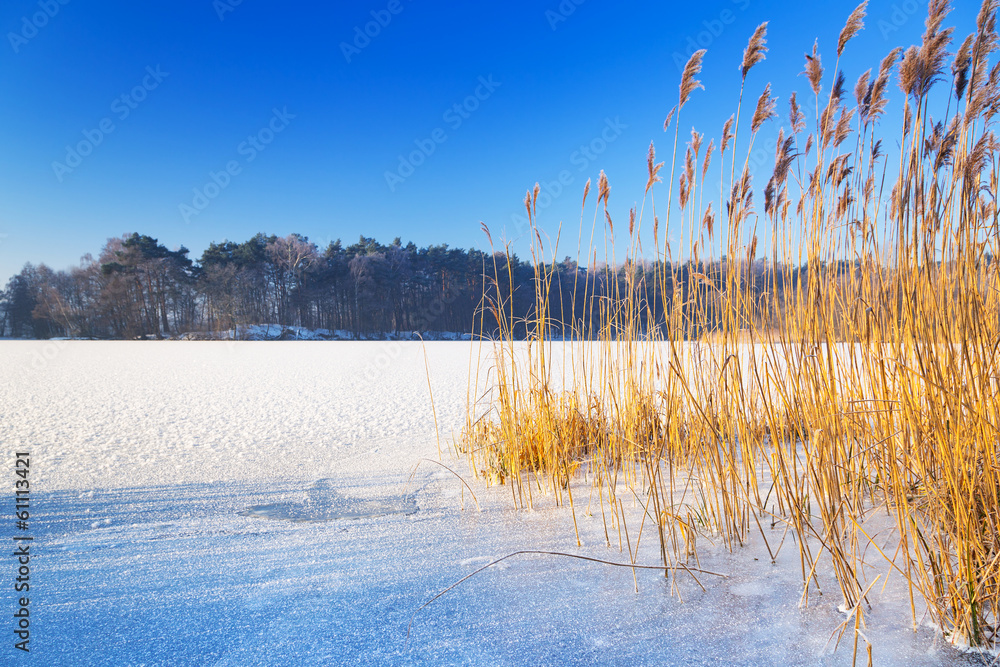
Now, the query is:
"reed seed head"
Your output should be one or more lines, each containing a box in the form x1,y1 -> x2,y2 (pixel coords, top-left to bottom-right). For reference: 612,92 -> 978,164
954,33 -> 974,101
664,105 -> 677,132
702,139 -> 715,181
751,83 -> 778,134
880,47 -> 904,81
741,23 -> 769,81
646,142 -> 664,194
789,93 -> 806,133
855,69 -> 872,114
803,40 -> 824,96
680,50 -> 707,108
679,171 -> 691,210
684,143 -> 696,190
973,0 -> 1000,64
690,129 -> 704,158
838,2 -> 868,58
702,202 -> 714,240
721,115 -> 735,154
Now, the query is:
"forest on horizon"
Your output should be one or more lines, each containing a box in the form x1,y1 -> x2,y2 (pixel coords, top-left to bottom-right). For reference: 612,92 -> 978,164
0,230 -> 812,340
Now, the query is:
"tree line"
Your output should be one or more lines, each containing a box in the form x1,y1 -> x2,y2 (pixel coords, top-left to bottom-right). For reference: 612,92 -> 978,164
0,231 -> 801,340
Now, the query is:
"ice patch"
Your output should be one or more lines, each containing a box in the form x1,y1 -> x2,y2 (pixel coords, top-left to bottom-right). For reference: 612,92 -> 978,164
241,478 -> 418,522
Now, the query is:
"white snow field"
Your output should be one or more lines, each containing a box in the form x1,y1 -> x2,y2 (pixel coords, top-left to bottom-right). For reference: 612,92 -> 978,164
0,341 -> 990,666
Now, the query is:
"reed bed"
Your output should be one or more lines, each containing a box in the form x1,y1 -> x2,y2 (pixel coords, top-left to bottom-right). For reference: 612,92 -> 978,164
461,0 -> 1000,656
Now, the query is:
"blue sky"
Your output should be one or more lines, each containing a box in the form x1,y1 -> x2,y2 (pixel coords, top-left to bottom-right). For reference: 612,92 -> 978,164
0,0 -> 982,280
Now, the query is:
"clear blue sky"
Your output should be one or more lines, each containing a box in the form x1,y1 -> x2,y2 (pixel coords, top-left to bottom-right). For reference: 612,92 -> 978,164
0,0 -> 982,280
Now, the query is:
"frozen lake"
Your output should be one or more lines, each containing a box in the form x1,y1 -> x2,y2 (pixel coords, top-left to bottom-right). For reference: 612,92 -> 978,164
0,341 -> 988,665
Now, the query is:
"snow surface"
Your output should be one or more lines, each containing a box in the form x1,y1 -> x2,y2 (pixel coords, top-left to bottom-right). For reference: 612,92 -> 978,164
0,341 -> 990,665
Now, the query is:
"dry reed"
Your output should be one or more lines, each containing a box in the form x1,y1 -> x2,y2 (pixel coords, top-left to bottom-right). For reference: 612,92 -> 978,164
461,0 -> 1000,656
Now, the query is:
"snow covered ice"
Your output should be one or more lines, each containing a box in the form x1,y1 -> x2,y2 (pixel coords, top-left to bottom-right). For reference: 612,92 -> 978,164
0,341 -> 990,665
